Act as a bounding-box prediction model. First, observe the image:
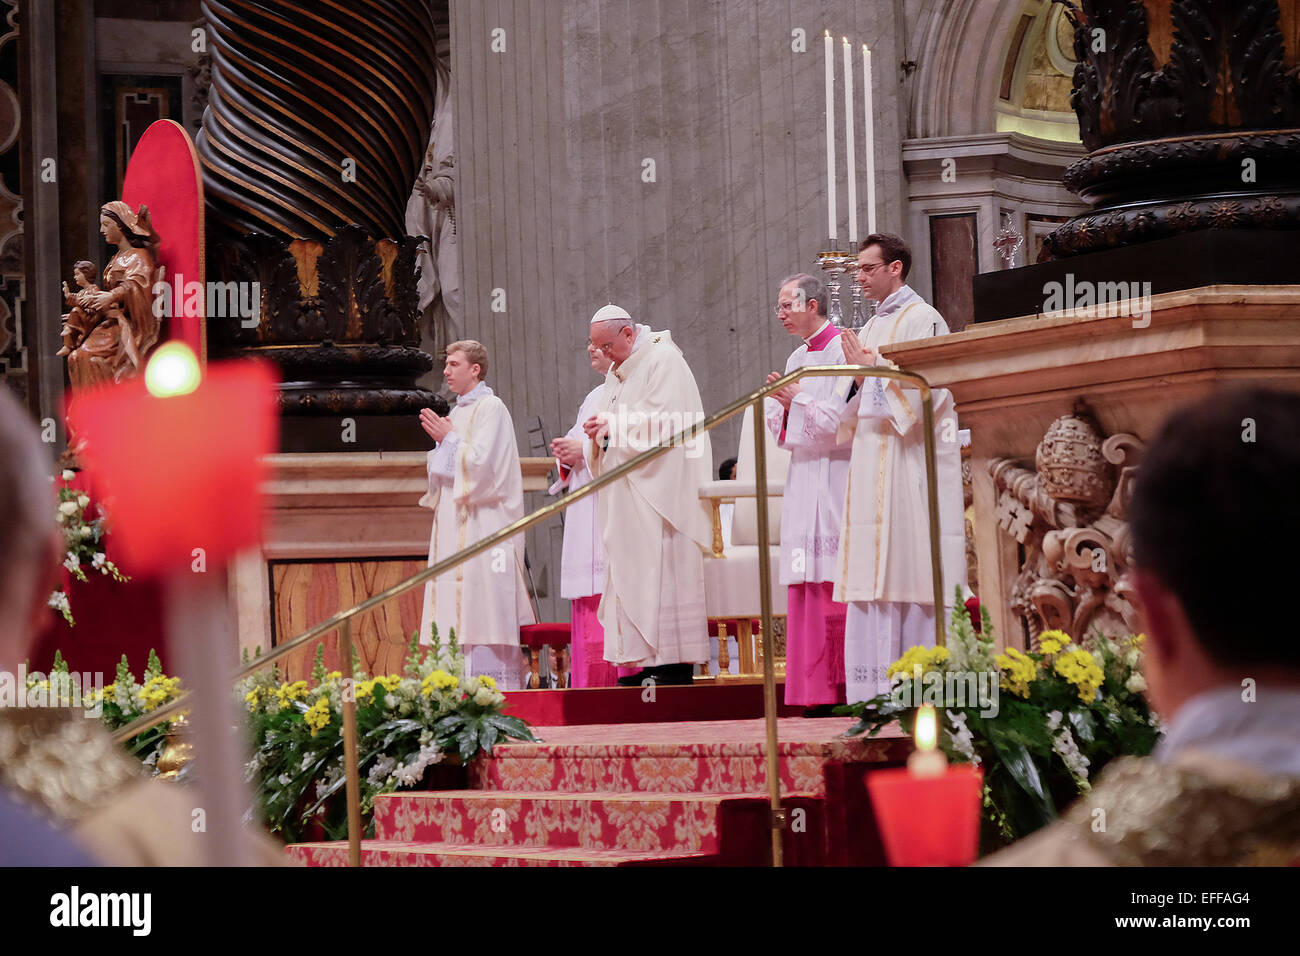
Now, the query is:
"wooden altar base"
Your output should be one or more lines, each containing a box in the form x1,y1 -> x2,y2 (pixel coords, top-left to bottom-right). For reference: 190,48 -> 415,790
286,717 -> 910,867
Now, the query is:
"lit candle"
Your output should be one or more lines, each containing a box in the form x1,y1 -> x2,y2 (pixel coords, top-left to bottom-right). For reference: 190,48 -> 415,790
863,44 -> 876,237
843,37 -> 857,244
824,30 -> 836,243
907,704 -> 949,778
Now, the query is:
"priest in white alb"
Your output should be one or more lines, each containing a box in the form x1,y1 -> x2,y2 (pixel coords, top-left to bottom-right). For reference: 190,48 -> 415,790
764,273 -> 852,713
583,304 -> 713,686
418,340 -> 535,690
548,337 -> 620,687
835,234 -> 967,703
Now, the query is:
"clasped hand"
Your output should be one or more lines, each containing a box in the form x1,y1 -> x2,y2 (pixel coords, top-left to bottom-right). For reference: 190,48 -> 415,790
766,371 -> 801,410
419,407 -> 453,442
550,436 -> 585,467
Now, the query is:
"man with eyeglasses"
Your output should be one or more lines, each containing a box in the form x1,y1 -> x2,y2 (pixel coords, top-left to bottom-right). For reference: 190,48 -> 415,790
581,303 -> 713,686
834,234 -> 967,704
764,273 -> 853,716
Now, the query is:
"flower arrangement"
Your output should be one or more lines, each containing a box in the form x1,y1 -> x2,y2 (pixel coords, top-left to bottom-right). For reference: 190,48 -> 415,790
237,625 -> 537,844
839,589 -> 1162,853
48,469 -> 128,625
33,649 -> 185,769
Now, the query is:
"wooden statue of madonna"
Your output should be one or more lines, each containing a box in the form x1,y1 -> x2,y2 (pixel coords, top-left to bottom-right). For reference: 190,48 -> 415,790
61,200 -> 164,388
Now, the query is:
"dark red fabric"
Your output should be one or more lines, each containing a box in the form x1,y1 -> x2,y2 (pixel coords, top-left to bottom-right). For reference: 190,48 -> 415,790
965,596 -> 981,633
28,470 -> 169,676
518,623 -> 571,647
121,120 -> 205,361
500,682 -> 804,727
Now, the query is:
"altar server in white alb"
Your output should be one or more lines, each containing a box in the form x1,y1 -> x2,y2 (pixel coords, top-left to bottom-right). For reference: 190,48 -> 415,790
764,273 -> 853,712
418,340 -> 534,690
836,234 -> 967,702
548,337 -> 618,687
583,304 -> 713,686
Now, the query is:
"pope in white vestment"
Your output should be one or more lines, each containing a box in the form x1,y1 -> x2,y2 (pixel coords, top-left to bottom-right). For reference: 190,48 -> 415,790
418,343 -> 534,690
835,280 -> 966,703
584,306 -> 713,683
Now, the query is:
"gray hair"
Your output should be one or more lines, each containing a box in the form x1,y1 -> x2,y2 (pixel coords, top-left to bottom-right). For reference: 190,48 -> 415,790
778,273 -> 827,317
0,387 -> 56,650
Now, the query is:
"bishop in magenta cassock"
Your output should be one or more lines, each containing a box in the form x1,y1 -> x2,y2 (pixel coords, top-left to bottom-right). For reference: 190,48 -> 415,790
548,338 -> 618,687
583,304 -> 713,686
418,340 -> 535,690
836,234 -> 967,703
764,273 -> 852,711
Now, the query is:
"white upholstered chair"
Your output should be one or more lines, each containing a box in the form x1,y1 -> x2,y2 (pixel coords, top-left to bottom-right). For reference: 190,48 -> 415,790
698,404 -> 791,678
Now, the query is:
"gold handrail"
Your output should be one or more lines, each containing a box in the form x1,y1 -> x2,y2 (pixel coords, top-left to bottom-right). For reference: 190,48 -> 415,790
112,364 -> 946,868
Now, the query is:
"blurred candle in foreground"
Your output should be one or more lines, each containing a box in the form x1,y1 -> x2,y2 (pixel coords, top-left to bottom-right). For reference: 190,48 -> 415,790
907,704 -> 949,778
67,344 -> 278,574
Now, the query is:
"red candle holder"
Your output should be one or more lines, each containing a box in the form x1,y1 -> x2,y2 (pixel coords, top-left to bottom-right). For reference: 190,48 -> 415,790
866,764 -> 984,867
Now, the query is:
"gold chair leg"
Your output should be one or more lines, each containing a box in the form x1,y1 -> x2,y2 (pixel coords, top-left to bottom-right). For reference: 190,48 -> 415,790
738,619 -> 755,674
558,645 -> 570,689
527,647 -> 541,689
717,621 -> 730,675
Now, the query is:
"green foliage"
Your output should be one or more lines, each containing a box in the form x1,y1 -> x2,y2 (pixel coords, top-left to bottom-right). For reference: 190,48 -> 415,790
234,641 -> 536,844
839,604 -> 1160,854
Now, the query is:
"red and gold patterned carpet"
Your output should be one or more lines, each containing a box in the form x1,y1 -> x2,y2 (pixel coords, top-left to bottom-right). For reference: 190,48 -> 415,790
287,717 -> 907,867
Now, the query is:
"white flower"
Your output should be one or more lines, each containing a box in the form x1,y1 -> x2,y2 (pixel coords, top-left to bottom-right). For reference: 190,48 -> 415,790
47,590 -> 69,611
367,755 -> 397,786
62,469 -> 76,482
944,710 -> 980,765
79,525 -> 93,539
1045,710 -> 1063,732
391,745 -> 443,788
76,494 -> 90,509
1125,648 -> 1140,668
63,553 -> 80,572
473,687 -> 494,707
59,501 -> 78,516
1048,722 -> 1091,788
462,676 -> 481,697
301,752 -> 318,771
1126,673 -> 1147,694
92,553 -> 107,569
277,773 -> 293,787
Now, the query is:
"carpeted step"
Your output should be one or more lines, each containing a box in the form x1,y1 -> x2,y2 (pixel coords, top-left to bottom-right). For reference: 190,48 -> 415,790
475,718 -> 896,795
372,789 -> 824,858
284,840 -> 716,867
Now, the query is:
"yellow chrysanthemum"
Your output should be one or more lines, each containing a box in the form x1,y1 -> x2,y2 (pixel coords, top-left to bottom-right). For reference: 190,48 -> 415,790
1037,629 -> 1072,657
886,645 -> 950,680
304,696 -> 332,736
1054,648 -> 1104,704
326,671 -> 343,681
421,670 -> 458,697
244,688 -> 262,712
375,675 -> 402,693
275,680 -> 309,706
1128,633 -> 1146,647
994,647 -> 1038,698
354,680 -> 375,701
478,675 -> 497,691
138,675 -> 181,712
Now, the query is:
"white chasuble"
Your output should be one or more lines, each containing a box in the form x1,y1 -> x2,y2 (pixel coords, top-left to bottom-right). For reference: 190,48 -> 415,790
833,286 -> 966,607
418,382 -> 535,683
550,382 -> 607,600
764,322 -> 853,586
586,327 -> 713,667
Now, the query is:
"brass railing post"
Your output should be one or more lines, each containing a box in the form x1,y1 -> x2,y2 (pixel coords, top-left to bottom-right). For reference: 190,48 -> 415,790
752,399 -> 784,867
339,617 -> 363,867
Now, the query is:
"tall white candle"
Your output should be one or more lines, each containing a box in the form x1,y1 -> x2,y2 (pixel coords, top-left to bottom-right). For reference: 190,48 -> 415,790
843,37 -> 857,243
824,30 -> 836,242
863,44 -> 876,236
